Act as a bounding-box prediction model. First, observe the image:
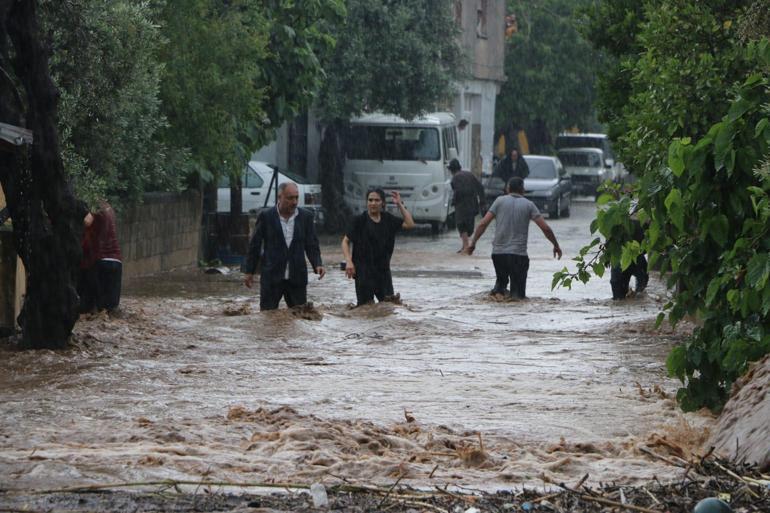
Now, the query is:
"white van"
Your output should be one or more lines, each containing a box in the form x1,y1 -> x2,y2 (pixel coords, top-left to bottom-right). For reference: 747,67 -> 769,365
217,161 -> 324,223
554,132 -> 627,180
342,112 -> 459,231
557,147 -> 613,196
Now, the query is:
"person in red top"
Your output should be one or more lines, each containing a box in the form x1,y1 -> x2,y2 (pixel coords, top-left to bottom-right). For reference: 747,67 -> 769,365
78,201 -> 122,313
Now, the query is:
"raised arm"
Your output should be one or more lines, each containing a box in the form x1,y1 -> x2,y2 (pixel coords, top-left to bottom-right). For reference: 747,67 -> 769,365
392,190 -> 415,229
534,216 -> 562,259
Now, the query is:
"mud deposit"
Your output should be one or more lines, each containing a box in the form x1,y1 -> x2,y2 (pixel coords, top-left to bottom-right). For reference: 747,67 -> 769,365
0,202 -> 713,496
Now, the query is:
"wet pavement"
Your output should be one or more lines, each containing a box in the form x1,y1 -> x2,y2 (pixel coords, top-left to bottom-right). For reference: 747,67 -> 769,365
0,200 -> 712,492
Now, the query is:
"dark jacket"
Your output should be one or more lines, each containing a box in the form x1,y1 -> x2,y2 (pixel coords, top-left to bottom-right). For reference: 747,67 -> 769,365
451,170 -> 486,219
493,154 -> 530,183
244,207 -> 322,286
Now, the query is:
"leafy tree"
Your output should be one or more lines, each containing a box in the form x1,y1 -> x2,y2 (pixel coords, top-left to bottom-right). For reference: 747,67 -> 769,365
554,0 -> 770,411
315,0 -> 463,230
317,0 -> 462,122
0,0 -> 83,349
41,0 -> 175,207
496,0 -> 605,153
156,0 -> 344,187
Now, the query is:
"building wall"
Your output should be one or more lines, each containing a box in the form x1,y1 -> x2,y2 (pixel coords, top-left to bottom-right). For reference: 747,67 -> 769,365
456,0 -> 506,83
453,0 -> 506,177
117,190 -> 203,279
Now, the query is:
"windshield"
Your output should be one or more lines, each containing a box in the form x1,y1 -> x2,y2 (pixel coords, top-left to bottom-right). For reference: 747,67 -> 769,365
526,159 -> 557,179
558,152 -> 602,167
347,126 -> 441,161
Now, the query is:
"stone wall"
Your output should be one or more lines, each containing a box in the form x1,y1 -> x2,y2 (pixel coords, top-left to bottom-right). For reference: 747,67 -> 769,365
118,190 -> 202,279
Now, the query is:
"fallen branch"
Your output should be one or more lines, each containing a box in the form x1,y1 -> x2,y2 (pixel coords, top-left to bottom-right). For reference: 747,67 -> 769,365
376,474 -> 405,510
579,494 -> 663,513
638,445 -> 686,467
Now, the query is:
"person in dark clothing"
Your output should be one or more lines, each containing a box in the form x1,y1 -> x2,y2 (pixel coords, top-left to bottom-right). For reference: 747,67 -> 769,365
341,188 -> 415,306
610,218 -> 649,299
448,159 -> 486,254
79,201 -> 123,312
244,182 -> 325,310
493,148 -> 530,183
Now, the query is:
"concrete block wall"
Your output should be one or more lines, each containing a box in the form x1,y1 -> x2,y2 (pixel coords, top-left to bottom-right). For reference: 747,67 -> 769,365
117,190 -> 202,279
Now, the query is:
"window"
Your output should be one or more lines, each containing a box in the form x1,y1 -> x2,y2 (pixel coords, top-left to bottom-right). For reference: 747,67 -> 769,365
347,126 -> 441,161
476,0 -> 487,38
244,168 -> 264,188
526,159 -> 557,179
557,152 -> 602,168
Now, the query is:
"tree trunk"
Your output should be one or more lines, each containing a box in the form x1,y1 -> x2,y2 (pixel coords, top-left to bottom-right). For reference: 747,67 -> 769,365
0,0 -> 82,349
318,120 -> 349,233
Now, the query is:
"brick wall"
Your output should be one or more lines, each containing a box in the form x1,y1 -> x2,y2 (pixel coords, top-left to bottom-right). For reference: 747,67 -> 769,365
118,190 -> 202,279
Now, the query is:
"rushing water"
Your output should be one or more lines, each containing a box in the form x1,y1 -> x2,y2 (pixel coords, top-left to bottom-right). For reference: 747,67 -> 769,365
0,201 -> 712,492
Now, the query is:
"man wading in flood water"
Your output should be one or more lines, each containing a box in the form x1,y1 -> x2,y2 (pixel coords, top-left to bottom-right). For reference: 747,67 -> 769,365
468,177 -> 562,299
243,182 -> 325,310
341,188 -> 415,306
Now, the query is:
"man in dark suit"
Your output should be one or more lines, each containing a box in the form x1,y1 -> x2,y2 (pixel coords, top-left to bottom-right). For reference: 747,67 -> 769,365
244,182 -> 325,310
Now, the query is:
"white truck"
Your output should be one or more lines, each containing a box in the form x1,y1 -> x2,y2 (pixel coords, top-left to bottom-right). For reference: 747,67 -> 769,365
342,112 -> 460,232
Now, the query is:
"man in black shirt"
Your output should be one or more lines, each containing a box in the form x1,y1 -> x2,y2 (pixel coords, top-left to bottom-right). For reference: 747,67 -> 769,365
341,188 -> 415,305
448,158 -> 486,254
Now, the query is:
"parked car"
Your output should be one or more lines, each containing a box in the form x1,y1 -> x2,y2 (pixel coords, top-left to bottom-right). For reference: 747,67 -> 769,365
483,155 -> 571,218
521,155 -> 571,218
555,132 -> 626,183
217,161 -> 324,224
557,147 -> 614,197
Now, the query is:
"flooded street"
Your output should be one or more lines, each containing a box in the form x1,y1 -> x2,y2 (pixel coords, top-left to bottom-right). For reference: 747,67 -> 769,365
0,201 -> 712,492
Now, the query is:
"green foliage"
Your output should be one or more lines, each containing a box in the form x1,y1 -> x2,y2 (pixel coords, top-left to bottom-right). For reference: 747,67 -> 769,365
554,26 -> 770,411
42,0 -> 177,205
316,0 -> 462,121
495,0 -> 606,151
156,0 -> 343,183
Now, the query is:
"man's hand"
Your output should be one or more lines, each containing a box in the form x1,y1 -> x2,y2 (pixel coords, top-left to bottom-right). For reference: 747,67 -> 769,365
553,246 -> 562,259
244,274 -> 254,288
345,261 -> 356,279
315,266 -> 326,279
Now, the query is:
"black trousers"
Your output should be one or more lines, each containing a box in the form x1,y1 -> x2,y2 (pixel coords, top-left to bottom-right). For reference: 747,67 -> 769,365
78,267 -> 98,313
78,261 -> 122,312
491,254 -> 530,299
354,268 -> 394,306
610,255 -> 649,299
260,278 -> 307,310
96,260 -> 122,310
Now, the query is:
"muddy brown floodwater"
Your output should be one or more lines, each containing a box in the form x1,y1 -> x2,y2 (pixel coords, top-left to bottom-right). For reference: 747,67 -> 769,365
0,201 -> 713,494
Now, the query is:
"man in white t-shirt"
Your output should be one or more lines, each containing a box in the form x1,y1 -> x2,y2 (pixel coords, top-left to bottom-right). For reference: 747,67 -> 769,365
468,177 -> 562,298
